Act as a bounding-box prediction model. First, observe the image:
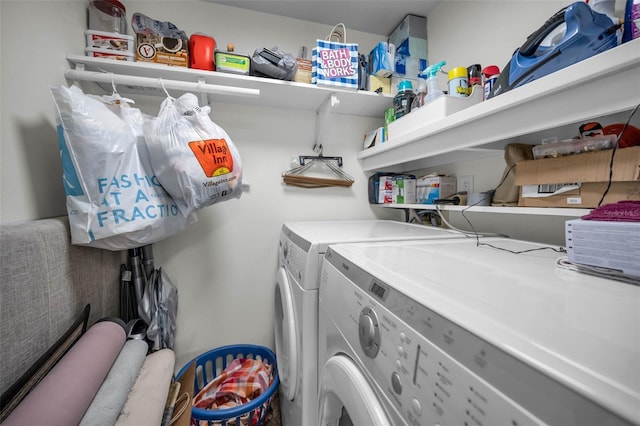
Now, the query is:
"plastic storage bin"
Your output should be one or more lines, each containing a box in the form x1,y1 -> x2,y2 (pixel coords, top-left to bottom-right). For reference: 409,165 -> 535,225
176,344 -> 279,426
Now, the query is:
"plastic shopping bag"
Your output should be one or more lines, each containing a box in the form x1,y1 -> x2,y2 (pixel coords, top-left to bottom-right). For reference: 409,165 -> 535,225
144,93 -> 242,217
139,267 -> 178,351
50,84 -> 196,250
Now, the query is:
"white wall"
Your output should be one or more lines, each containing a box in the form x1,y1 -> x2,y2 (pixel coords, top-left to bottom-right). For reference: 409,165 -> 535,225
0,0 -> 401,369
1,0 -> 627,368
413,0 -> 629,245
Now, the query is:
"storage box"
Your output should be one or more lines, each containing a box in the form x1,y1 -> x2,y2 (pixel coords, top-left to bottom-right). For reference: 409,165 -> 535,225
393,175 -> 416,204
131,13 -> 189,67
368,75 -> 391,94
566,219 -> 640,278
85,30 -> 134,54
387,87 -> 482,140
532,135 -> 616,159
515,146 -> 640,208
135,33 -> 189,67
214,51 -> 251,75
377,175 -> 395,204
369,42 -> 395,77
85,47 -> 135,61
392,44 -> 427,78
416,176 -> 456,204
388,14 -> 427,78
295,58 -> 312,83
363,126 -> 386,149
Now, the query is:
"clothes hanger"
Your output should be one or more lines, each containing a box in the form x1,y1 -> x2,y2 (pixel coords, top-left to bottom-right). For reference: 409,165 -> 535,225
282,144 -> 354,188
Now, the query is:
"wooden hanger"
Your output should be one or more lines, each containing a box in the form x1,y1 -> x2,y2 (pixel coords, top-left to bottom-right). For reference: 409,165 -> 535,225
282,144 -> 354,188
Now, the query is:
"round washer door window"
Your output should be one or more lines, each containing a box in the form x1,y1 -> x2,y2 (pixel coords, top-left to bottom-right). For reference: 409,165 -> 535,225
318,355 -> 390,426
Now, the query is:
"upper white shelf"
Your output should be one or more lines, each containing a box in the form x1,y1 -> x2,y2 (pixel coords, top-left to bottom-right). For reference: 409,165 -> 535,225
381,203 -> 589,217
358,39 -> 640,172
66,54 -> 393,118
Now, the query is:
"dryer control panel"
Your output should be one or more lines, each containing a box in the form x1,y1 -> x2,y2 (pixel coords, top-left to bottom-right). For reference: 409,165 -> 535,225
321,248 -> 634,426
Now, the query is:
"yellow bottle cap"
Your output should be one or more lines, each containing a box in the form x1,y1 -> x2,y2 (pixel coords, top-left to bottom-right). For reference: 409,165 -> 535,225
448,67 -> 468,80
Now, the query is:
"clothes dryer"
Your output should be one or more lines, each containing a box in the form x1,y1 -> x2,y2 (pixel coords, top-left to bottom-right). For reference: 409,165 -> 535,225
318,238 -> 639,426
274,220 -> 467,426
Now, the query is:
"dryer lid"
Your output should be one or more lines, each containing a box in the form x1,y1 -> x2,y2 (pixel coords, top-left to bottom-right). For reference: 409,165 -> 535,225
283,220 -> 463,254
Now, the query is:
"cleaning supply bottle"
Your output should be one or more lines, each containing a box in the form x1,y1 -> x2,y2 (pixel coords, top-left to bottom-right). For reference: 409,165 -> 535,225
448,66 -> 470,97
421,60 -> 446,104
393,80 -> 415,119
410,78 -> 427,111
482,65 -> 500,101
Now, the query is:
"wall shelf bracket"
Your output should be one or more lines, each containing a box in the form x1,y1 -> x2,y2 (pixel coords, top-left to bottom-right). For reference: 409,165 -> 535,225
314,92 -> 340,151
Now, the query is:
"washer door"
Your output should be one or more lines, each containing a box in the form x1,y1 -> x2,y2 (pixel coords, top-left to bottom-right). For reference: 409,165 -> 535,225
318,355 -> 391,426
274,266 -> 298,401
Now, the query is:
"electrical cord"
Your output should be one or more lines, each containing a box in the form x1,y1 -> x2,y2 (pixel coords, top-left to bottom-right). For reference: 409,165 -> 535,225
557,256 -> 639,285
433,188 -> 565,256
597,102 -> 640,207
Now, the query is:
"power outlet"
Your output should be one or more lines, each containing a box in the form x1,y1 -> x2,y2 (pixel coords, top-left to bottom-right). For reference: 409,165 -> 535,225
458,175 -> 474,193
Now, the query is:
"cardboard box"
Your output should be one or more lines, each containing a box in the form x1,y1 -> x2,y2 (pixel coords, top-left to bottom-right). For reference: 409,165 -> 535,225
388,15 -> 427,79
377,176 -> 395,204
368,75 -> 391,94
369,42 -> 395,77
393,175 -> 416,204
515,146 -> 640,208
295,58 -> 312,83
363,126 -> 386,149
416,176 -> 456,204
135,33 -> 189,67
131,13 -> 189,67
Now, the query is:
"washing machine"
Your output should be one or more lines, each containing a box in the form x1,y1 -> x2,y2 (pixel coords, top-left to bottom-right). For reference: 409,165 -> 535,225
274,220 -> 469,426
317,238 -> 640,426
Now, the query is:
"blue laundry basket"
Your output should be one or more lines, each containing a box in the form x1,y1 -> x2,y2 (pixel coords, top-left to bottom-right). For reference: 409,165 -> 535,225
176,344 -> 279,426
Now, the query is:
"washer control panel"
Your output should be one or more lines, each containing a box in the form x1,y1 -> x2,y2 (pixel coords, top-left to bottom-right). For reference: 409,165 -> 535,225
359,307 -> 380,358
321,249 -> 633,426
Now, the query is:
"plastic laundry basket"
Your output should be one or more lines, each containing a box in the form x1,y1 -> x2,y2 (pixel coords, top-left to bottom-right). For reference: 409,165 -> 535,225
176,344 -> 279,426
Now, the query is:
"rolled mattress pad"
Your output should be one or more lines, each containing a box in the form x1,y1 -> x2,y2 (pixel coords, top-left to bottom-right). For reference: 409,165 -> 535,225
116,348 -> 175,426
2,319 -> 127,425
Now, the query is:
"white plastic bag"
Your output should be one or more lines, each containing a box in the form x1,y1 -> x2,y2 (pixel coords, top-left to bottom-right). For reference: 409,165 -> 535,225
50,84 -> 196,250
144,93 -> 243,217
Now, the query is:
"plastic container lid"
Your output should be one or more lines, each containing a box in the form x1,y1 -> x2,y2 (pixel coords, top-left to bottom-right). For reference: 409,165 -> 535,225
398,80 -> 414,92
448,67 -> 468,80
88,0 -> 127,34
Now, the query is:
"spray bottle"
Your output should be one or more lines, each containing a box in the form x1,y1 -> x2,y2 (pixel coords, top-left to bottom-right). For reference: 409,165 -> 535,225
421,61 -> 446,105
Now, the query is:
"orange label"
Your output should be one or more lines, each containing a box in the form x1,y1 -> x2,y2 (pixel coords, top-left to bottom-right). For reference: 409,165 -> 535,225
188,138 -> 234,177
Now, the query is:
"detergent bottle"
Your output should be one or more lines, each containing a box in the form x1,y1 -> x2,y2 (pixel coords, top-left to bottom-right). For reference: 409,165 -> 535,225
421,61 -> 446,104
393,80 -> 415,119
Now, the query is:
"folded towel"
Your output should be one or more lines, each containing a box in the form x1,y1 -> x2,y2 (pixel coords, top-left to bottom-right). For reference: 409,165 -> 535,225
581,200 -> 640,222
